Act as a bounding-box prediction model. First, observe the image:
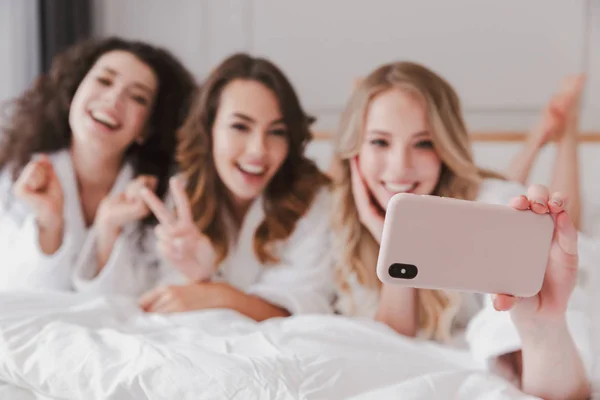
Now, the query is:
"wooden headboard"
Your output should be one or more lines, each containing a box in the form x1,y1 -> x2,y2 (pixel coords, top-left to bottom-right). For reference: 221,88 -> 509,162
313,130 -> 600,143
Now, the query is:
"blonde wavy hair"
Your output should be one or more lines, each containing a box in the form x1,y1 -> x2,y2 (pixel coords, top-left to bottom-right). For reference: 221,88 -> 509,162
177,53 -> 329,266
331,61 -> 503,342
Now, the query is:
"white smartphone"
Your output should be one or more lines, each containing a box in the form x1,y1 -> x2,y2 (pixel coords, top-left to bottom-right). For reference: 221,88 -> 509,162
376,193 -> 554,297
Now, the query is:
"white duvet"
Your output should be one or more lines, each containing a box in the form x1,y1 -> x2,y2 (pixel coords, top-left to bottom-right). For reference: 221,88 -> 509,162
0,292 -> 549,400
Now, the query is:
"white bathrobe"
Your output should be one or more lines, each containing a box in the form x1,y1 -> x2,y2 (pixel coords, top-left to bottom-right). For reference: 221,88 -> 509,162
0,150 -> 186,295
72,179 -> 336,314
0,150 -> 335,314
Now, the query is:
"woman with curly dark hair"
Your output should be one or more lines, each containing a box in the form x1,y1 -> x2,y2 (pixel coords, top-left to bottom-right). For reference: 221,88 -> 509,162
0,37 -> 196,295
137,53 -> 334,321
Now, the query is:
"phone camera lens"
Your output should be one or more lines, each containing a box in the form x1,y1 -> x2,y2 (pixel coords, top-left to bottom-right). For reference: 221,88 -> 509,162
388,263 -> 418,279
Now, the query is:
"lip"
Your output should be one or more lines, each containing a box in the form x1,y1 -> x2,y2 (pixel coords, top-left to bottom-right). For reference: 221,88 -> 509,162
87,108 -> 122,131
85,111 -> 120,134
382,181 -> 418,194
237,162 -> 267,176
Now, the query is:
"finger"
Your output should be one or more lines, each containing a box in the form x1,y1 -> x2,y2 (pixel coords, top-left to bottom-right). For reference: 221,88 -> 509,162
146,291 -> 179,313
158,240 -> 182,261
17,162 -> 47,193
527,184 -> 550,214
554,210 -> 578,257
126,176 -> 158,201
508,195 -> 530,211
138,287 -> 166,311
141,175 -> 158,191
140,188 -> 175,225
28,164 -> 48,191
169,177 -> 193,222
349,158 -> 369,206
492,294 -> 516,311
548,192 -> 567,214
155,224 -> 189,241
154,224 -> 169,241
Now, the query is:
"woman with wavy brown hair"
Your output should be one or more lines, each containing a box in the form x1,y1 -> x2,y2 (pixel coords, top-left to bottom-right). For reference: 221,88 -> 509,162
0,37 -> 196,294
138,53 -> 334,321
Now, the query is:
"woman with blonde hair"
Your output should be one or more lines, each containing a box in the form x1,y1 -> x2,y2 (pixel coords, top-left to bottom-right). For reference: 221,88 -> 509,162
330,61 -> 592,399
136,53 -> 334,320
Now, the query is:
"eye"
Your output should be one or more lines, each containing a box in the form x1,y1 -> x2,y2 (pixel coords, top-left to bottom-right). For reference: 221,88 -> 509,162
131,95 -> 149,106
97,77 -> 111,86
269,128 -> 287,137
415,140 -> 434,149
369,139 -> 389,148
231,123 -> 249,132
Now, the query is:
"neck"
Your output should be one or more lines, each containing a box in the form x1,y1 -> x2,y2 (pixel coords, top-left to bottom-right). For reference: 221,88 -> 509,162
229,194 -> 253,226
70,144 -> 123,192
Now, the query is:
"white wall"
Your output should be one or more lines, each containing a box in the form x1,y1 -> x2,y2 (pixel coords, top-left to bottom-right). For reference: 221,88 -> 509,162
93,0 -> 600,234
93,0 -> 599,131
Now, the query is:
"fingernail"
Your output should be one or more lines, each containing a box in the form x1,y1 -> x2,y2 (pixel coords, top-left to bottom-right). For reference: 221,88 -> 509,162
533,201 -> 547,209
551,198 -> 563,207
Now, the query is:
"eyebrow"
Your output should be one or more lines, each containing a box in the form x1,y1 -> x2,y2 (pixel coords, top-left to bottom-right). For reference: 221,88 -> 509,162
412,130 -> 430,139
232,112 -> 285,126
367,129 -> 430,138
100,67 -> 154,95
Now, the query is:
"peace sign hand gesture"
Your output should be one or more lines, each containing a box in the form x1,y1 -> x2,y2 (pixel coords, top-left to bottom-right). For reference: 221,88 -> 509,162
141,177 -> 217,282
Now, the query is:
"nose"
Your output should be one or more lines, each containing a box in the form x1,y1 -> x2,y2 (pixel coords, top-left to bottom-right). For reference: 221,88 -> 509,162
386,146 -> 413,177
246,131 -> 267,158
104,86 -> 126,109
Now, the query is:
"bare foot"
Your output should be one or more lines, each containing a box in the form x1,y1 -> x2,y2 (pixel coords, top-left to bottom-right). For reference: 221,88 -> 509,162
531,74 -> 585,147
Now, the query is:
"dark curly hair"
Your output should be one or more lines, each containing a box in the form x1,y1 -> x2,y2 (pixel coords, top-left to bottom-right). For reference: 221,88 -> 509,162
0,36 -> 197,226
177,53 -> 330,266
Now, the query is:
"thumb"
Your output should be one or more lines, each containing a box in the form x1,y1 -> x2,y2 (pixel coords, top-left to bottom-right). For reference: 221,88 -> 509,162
554,211 -> 578,256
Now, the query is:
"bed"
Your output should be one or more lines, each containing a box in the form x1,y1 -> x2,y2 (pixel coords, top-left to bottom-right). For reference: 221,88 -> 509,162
1,291 -> 592,400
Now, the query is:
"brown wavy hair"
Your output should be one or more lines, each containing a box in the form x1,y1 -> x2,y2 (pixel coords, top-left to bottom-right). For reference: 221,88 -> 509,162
177,53 -> 329,265
332,61 -> 503,341
0,36 -> 197,227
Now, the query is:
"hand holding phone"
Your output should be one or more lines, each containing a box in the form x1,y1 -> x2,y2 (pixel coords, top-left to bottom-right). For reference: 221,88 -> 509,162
376,191 -> 554,297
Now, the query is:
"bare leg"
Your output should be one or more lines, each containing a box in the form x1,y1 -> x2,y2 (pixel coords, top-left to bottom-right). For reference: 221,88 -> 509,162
505,93 -> 566,185
549,76 -> 585,229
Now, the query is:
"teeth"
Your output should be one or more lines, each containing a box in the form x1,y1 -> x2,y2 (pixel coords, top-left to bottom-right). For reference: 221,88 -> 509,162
238,163 -> 265,175
91,110 -> 118,128
384,182 -> 416,193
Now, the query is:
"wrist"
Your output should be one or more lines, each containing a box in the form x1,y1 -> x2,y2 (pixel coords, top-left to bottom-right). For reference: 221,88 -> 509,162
210,282 -> 239,309
37,214 -> 64,232
96,218 -> 121,240
515,316 -> 570,348
96,211 -> 122,236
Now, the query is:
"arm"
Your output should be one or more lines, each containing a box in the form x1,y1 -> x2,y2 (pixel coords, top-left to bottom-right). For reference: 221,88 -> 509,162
94,224 -> 120,273
516,319 -> 590,400
0,172 -> 72,291
218,284 -> 290,321
140,189 -> 336,318
71,224 -> 189,297
375,285 -> 418,337
467,188 -> 591,399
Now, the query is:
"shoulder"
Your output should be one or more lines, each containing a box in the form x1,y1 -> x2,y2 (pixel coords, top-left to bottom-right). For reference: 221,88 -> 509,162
475,179 -> 526,206
281,186 -> 332,249
296,186 -> 332,229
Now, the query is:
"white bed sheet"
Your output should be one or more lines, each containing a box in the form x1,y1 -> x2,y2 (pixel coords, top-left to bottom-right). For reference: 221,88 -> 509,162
0,292 -> 545,400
